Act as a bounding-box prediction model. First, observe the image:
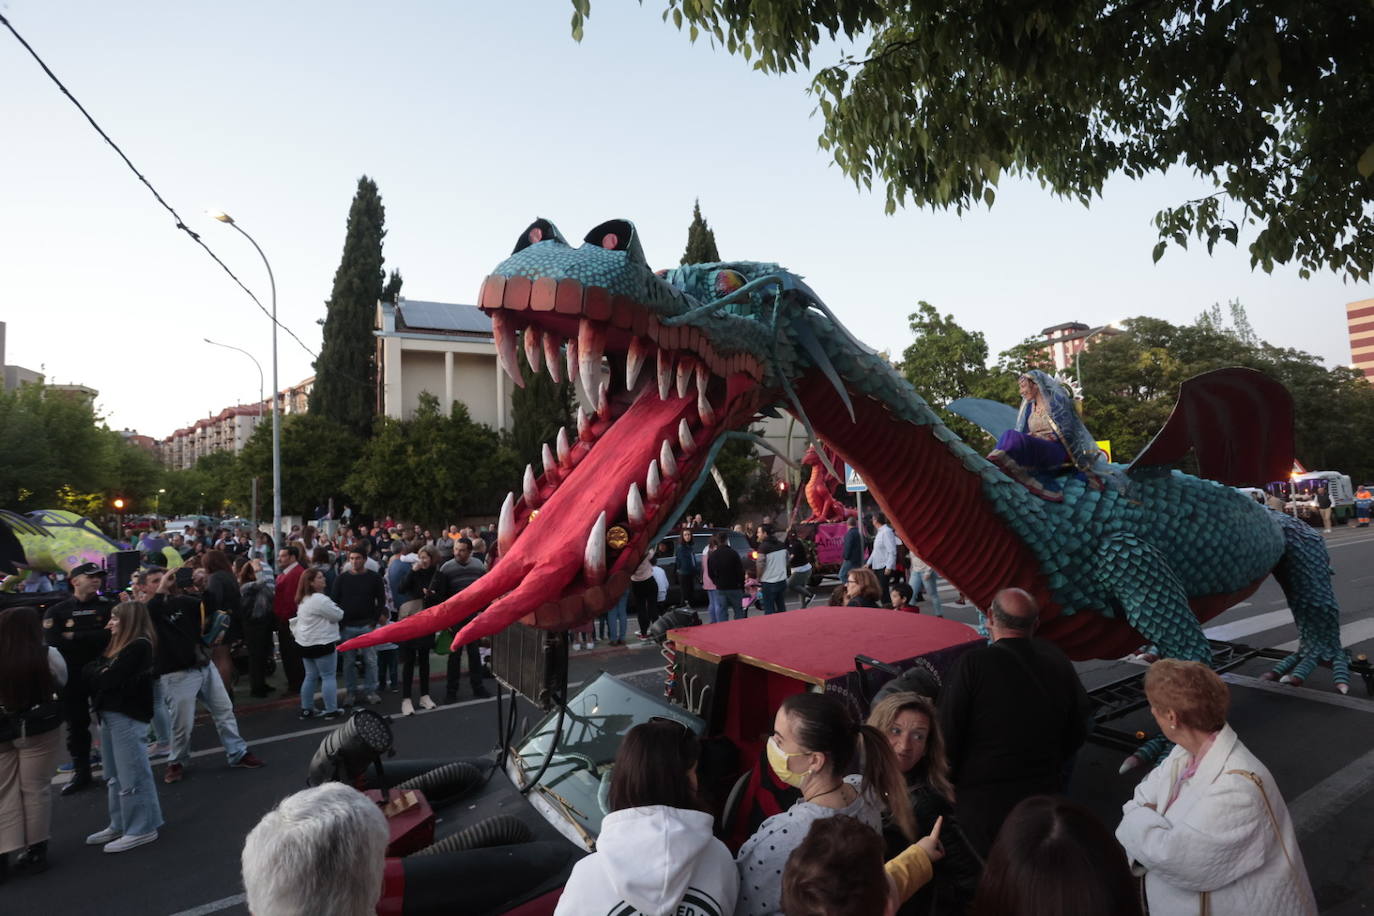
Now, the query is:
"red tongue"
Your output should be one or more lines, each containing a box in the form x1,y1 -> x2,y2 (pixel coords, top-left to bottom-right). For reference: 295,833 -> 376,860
340,388 -> 694,653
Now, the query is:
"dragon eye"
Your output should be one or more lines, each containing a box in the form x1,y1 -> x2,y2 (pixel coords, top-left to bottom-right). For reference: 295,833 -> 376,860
583,220 -> 635,253
713,269 -> 746,297
512,218 -> 563,254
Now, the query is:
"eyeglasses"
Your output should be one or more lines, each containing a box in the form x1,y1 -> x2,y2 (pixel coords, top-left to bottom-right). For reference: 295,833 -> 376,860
846,578 -> 860,585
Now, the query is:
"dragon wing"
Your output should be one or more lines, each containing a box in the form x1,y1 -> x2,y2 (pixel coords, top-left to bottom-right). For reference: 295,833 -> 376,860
1127,367 -> 1294,487
946,397 -> 1019,440
0,510 -> 51,575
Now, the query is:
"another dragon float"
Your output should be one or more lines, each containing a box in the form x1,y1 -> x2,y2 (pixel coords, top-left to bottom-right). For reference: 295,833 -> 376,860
344,218 -> 1351,705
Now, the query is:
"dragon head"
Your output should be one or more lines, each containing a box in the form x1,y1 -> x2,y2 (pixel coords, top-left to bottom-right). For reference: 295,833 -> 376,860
348,218 -> 890,652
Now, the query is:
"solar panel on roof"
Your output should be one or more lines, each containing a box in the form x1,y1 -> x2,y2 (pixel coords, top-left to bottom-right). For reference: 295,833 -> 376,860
398,300 -> 492,334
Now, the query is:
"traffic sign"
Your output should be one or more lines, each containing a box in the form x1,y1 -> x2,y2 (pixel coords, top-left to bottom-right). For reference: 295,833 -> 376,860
844,463 -> 867,493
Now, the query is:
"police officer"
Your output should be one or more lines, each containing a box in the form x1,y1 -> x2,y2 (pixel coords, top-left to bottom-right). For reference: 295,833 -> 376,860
43,561 -> 113,795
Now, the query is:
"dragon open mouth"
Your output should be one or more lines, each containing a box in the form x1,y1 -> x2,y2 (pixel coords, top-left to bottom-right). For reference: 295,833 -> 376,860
343,274 -> 765,652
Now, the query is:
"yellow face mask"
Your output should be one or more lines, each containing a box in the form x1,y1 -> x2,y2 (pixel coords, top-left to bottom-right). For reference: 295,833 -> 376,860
767,735 -> 812,789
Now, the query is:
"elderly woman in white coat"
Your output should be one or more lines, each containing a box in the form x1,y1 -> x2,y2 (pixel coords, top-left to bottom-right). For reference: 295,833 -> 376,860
1116,660 -> 1316,915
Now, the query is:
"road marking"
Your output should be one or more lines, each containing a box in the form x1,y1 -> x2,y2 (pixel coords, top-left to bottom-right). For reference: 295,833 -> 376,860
1275,617 -> 1374,653
1326,534 -> 1374,549
1204,608 -> 1292,642
167,894 -> 246,916
52,665 -> 667,786
1289,745 -> 1374,841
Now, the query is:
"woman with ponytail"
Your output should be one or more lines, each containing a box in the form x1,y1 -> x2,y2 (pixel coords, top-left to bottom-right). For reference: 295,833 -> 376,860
734,693 -> 941,916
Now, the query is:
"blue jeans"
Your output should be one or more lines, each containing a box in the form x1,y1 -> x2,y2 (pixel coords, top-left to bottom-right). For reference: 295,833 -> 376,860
607,593 -> 628,642
150,678 -> 171,746
717,588 -> 746,620
340,624 -> 378,696
98,711 -> 163,837
760,580 -> 788,615
301,651 -> 339,713
838,561 -> 856,586
162,666 -> 249,766
706,589 -> 725,623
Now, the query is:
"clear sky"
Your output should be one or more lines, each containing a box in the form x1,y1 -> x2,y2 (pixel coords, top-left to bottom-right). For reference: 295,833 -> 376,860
3,2 -> 1368,439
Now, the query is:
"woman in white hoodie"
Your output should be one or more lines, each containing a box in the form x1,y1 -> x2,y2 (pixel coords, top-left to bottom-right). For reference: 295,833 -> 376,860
290,568 -> 343,720
554,719 -> 738,916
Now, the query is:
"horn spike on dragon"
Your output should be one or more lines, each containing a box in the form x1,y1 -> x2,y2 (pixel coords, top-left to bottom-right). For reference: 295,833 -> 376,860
342,216 -> 1353,767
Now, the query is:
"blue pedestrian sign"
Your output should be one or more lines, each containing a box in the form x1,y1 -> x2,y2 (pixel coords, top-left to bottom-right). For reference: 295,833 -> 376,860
844,464 -> 867,493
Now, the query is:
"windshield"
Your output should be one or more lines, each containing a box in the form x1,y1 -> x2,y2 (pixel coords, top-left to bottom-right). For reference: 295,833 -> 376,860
511,671 -> 702,843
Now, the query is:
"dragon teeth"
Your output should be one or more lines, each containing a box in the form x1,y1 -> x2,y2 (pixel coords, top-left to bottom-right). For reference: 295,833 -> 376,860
626,482 -> 645,526
577,406 -> 592,442
675,357 -> 693,399
498,492 -> 516,552
626,337 -> 648,391
523,465 -> 540,507
657,348 -> 672,401
556,427 -> 571,466
492,312 -> 524,389
646,459 -> 662,501
543,334 -> 563,384
523,326 -> 543,374
659,441 -> 678,478
584,511 -> 607,584
578,318 -> 605,400
678,418 -> 696,454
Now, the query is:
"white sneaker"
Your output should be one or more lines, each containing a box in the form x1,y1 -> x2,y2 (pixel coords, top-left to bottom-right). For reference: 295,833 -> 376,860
86,827 -> 121,846
104,831 -> 157,853
417,695 -> 437,710
401,698 -> 415,716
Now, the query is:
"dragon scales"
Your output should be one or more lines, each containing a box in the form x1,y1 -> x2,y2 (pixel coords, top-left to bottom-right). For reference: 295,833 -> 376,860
344,218 -> 1352,708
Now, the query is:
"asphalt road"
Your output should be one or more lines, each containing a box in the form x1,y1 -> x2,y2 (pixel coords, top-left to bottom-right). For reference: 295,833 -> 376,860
8,523 -> 1374,914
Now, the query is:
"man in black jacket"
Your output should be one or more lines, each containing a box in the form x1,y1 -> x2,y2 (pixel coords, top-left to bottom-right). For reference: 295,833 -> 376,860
331,547 -> 387,706
939,588 -> 1092,857
706,541 -> 747,621
148,568 -> 263,783
44,562 -> 112,795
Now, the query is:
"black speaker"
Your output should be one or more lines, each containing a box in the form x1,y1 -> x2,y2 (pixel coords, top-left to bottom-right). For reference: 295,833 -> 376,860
490,623 -> 568,710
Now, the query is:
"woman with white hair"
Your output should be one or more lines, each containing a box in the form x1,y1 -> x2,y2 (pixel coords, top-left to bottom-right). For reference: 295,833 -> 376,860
241,782 -> 389,916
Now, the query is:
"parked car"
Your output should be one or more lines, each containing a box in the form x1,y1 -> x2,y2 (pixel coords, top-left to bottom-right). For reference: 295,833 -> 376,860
652,528 -> 754,607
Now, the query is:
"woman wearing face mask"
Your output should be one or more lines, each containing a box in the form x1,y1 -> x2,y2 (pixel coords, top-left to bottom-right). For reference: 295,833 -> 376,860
735,693 -> 940,916
868,693 -> 981,915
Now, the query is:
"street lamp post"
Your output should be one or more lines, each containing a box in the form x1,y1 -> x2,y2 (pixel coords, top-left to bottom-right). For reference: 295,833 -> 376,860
209,211 -> 282,551
203,337 -> 265,420
155,487 -> 165,517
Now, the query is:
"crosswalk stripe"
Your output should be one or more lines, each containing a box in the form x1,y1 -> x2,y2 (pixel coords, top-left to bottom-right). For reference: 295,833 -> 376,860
1276,617 -> 1374,653
1204,608 -> 1292,642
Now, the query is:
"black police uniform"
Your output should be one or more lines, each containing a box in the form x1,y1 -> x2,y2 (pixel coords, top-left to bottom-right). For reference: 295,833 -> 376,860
43,591 -> 113,776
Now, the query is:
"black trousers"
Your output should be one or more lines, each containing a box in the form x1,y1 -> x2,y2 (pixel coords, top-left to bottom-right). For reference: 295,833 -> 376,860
444,624 -> 482,697
59,672 -> 94,770
631,578 -> 659,635
275,616 -> 304,692
401,639 -> 432,701
243,617 -> 275,695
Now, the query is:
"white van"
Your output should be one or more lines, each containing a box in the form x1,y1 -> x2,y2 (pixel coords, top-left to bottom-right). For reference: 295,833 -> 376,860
1289,471 -> 1354,524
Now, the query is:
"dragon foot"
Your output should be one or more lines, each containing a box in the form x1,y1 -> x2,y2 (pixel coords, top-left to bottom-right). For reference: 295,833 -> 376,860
1119,735 -> 1174,775
1261,650 -> 1351,694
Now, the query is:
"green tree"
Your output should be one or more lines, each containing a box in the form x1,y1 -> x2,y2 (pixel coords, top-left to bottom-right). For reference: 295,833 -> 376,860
681,199 -> 721,265
159,450 -> 248,517
239,414 -> 361,519
900,302 -> 990,406
574,2 -> 1374,280
509,347 -> 573,471
0,384 -> 115,510
311,176 -> 391,436
346,393 -> 522,527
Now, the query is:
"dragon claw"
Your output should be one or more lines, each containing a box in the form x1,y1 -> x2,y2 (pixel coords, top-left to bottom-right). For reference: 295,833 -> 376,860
1118,755 -> 1143,776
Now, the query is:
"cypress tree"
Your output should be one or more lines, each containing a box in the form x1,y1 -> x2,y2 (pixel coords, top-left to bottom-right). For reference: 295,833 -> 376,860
680,199 -> 720,265
310,176 -> 390,437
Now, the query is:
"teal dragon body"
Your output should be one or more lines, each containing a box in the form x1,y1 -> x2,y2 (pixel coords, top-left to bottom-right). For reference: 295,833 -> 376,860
346,218 -> 1352,712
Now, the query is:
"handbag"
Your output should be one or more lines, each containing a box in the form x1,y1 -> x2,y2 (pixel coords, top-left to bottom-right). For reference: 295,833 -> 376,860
201,600 -> 233,647
398,598 -> 424,620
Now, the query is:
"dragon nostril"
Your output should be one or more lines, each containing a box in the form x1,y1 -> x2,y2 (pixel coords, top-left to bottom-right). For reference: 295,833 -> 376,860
529,227 -> 543,244
602,233 -> 618,249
